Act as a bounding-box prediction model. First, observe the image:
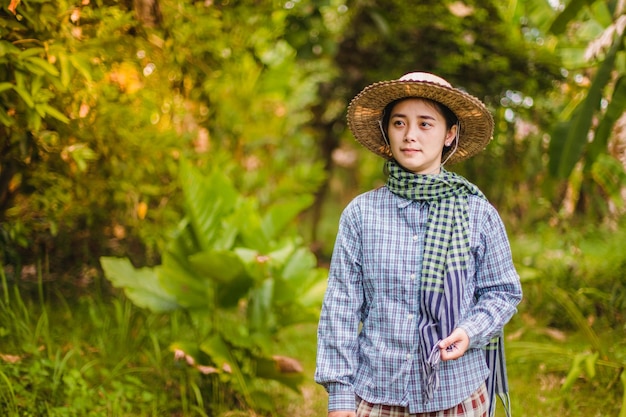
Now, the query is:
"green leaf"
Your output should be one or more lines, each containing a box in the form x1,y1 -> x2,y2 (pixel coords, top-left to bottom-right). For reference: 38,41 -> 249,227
261,195 -> 314,240
188,249 -> 246,283
248,279 -> 276,345
281,247 -> 316,283
549,0 -> 595,35
179,159 -> 238,251
583,351 -> 598,379
200,334 -> 238,367
58,54 -> 71,87
199,334 -> 254,406
255,355 -> 304,392
69,55 -> 93,82
550,32 -> 622,179
100,257 -> 179,313
587,75 -> 626,164
0,107 -> 14,126
248,390 -> 275,413
297,270 -> 327,308
0,82 -> 13,93
591,155 -> 626,209
158,251 -> 212,310
14,86 -> 34,108
234,199 -> 268,251
0,40 -> 20,57
25,57 -> 60,77
40,104 -> 70,123
561,352 -> 584,391
549,286 -> 602,353
18,47 -> 45,59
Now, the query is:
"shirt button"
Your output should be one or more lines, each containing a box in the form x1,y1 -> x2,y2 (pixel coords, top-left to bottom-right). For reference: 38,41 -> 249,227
407,314 -> 414,321
406,354 -> 412,360
410,273 -> 416,280
412,235 -> 418,241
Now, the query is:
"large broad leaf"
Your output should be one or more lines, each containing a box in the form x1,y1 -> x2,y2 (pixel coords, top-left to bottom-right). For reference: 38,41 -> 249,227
549,34 -> 622,179
188,249 -> 253,307
179,159 -> 238,251
100,257 -> 179,313
248,279 -> 276,350
261,195 -> 314,240
158,251 -> 212,310
188,249 -> 246,283
232,199 -> 268,251
274,247 -> 318,304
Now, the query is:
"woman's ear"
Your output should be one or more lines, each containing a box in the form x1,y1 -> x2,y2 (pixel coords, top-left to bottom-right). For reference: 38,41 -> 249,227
445,124 -> 458,146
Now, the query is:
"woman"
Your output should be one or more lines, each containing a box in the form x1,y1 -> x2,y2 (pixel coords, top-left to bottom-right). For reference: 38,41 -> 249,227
315,72 -> 522,417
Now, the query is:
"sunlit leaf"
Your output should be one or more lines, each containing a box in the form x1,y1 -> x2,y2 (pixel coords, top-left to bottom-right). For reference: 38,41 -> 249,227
13,86 -> 34,108
188,249 -> 246,283
24,57 -> 59,77
0,40 -> 20,56
158,251 -> 211,310
69,55 -> 93,82
248,278 -> 276,347
261,195 -> 314,240
234,199 -> 267,251
561,352 -> 585,391
0,82 -> 13,93
100,257 -> 179,312
179,159 -> 238,251
583,351 -> 598,379
39,104 -> 69,123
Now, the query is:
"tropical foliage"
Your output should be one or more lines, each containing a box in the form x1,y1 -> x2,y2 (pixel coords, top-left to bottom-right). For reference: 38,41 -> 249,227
101,159 -> 326,414
0,0 -> 625,415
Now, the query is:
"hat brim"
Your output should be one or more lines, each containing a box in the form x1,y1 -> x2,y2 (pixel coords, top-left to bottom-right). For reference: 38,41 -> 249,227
347,80 -> 494,165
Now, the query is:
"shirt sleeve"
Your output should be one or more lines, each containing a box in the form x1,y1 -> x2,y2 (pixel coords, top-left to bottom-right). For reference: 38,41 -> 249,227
314,201 -> 364,412
458,201 -> 523,349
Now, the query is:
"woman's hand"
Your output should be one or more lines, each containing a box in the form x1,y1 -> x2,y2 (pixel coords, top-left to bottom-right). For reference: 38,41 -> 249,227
329,411 -> 356,417
439,328 -> 469,361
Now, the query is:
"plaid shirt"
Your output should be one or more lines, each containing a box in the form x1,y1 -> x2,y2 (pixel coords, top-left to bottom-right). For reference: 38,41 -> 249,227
315,186 -> 522,413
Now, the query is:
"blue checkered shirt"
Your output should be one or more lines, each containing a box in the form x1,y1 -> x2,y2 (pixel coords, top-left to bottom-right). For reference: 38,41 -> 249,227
315,186 -> 522,413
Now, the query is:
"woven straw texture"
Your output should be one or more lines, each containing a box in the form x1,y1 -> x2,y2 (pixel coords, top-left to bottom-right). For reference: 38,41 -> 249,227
347,80 -> 494,165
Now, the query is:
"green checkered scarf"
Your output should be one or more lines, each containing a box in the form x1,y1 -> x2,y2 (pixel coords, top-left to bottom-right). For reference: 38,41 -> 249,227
386,160 -> 510,417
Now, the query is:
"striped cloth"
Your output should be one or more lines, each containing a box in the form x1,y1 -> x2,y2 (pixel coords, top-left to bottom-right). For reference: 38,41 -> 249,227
385,160 -> 510,417
357,382 -> 489,417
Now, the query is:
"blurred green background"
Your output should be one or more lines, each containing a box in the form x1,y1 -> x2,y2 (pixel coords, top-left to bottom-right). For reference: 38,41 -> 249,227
1,0 -> 625,415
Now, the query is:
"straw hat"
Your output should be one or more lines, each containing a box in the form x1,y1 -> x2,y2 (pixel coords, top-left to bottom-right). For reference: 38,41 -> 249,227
347,72 -> 494,165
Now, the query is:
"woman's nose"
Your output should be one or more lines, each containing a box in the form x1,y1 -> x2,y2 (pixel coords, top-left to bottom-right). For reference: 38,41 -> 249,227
404,124 -> 418,141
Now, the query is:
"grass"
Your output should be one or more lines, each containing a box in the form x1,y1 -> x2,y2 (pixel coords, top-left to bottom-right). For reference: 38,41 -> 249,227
2,220 -> 626,416
1,283 -> 623,417
1,289 -> 623,417
0,284 -> 622,417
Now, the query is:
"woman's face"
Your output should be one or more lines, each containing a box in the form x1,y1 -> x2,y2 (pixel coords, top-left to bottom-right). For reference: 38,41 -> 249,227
387,98 -> 457,174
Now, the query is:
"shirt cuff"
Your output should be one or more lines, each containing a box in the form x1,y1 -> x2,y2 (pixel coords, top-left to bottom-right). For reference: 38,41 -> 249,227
327,383 -> 357,412
458,321 -> 484,349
